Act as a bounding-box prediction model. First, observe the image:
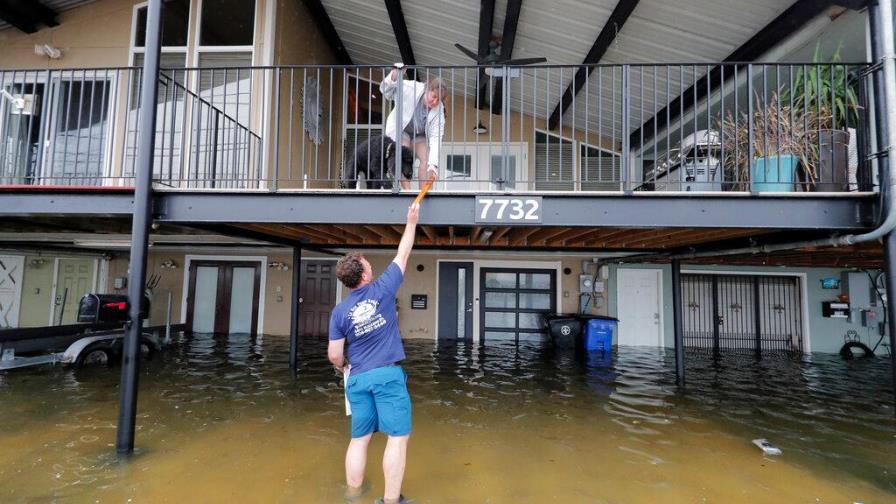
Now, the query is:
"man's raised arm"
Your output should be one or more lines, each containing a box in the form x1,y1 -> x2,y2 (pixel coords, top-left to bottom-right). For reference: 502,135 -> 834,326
392,203 -> 420,274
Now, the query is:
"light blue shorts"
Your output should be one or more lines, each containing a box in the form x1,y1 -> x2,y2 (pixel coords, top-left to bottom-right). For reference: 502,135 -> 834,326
346,365 -> 412,438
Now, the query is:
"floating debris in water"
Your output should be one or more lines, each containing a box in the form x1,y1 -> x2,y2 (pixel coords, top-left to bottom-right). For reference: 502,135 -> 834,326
752,438 -> 782,456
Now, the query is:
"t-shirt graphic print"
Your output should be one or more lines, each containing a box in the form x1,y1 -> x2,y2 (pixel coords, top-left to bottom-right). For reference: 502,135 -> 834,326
329,262 -> 406,375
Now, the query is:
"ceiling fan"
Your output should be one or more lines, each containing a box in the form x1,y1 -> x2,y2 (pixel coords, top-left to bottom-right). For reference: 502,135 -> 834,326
455,40 -> 546,114
454,41 -> 547,70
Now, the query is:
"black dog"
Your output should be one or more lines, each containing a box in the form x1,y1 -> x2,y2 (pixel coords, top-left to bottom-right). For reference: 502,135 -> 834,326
342,134 -> 415,189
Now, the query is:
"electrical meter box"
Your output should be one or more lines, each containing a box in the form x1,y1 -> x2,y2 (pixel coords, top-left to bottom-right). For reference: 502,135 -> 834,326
841,272 -> 872,309
579,274 -> 594,292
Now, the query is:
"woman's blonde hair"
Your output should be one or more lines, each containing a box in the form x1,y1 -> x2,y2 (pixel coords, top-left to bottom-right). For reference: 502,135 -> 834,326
426,77 -> 447,100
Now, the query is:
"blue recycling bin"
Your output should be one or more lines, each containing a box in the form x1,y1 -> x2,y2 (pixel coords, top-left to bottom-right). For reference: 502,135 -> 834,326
584,317 -> 617,351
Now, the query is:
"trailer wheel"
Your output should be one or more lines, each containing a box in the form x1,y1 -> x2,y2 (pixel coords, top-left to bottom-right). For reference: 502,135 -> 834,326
139,337 -> 156,361
75,344 -> 114,368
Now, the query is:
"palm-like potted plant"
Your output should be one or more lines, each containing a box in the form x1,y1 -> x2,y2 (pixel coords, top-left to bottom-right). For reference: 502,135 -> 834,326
720,93 -> 824,192
781,45 -> 861,191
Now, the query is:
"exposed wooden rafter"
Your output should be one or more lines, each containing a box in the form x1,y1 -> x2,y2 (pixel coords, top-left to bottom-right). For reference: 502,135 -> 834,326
628,0 -> 858,145
0,0 -> 58,34
490,0 -> 523,115
299,0 -> 353,65
476,0 -> 497,110
384,0 -> 416,65
547,0 -> 640,130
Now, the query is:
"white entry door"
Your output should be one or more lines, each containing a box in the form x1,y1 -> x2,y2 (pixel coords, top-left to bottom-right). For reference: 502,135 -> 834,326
0,255 -> 24,328
617,268 -> 663,346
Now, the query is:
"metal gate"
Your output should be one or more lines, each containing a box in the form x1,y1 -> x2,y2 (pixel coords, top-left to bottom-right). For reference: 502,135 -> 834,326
681,274 -> 804,354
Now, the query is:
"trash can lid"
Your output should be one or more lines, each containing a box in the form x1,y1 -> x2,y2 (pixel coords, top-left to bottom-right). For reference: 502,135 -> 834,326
576,314 -> 619,322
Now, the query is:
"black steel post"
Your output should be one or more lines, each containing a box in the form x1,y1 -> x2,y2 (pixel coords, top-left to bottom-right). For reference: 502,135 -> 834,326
711,275 -> 720,357
753,277 -> 762,359
884,233 -> 896,408
869,1 -> 890,168
671,260 -> 685,386
870,1 -> 896,409
117,0 -> 163,455
289,247 -> 302,369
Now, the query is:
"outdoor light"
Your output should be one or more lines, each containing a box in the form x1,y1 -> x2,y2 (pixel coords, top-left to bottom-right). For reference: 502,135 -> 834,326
268,261 -> 289,271
472,120 -> 488,134
34,44 -> 62,59
479,228 -> 495,242
159,259 -> 178,269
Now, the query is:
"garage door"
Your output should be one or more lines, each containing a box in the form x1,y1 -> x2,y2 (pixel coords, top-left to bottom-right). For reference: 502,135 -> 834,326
480,268 -> 556,344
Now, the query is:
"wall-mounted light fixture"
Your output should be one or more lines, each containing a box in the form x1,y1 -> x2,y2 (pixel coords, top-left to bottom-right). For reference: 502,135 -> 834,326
28,258 -> 47,268
268,261 -> 289,271
34,44 -> 62,59
472,120 -> 488,135
159,259 -> 178,269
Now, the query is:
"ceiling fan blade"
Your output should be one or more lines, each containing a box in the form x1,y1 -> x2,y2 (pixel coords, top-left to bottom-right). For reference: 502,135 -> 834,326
501,57 -> 548,66
454,43 -> 482,63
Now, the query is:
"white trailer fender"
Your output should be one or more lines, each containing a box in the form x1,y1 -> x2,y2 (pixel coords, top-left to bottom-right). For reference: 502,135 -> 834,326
60,334 -> 120,364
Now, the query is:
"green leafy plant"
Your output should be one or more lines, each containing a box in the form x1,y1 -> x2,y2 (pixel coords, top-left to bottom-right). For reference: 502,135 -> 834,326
781,43 -> 861,130
719,92 -> 827,188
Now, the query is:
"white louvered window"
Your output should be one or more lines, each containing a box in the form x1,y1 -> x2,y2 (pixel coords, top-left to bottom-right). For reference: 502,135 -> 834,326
535,130 -> 574,191
581,144 -> 621,191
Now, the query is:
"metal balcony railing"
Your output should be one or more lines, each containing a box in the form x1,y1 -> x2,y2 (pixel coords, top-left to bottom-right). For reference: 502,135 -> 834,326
0,62 -> 877,193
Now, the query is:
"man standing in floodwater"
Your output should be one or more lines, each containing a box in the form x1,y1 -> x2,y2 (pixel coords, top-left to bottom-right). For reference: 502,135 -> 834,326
328,203 -> 419,504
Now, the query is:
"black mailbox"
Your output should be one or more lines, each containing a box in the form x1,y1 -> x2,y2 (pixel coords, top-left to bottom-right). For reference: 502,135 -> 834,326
78,294 -> 150,323
822,301 -> 849,318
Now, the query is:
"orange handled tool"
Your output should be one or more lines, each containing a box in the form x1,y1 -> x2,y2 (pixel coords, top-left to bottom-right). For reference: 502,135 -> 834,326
412,175 -> 436,206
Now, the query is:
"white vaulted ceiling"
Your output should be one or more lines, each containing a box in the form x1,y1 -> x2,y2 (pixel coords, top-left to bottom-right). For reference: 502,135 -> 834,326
319,0 -> 862,146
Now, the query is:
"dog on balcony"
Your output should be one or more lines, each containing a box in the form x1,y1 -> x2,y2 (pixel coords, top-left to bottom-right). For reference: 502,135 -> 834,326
342,134 -> 415,189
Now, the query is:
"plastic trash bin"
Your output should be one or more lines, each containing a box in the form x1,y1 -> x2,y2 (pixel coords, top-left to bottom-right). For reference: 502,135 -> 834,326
582,316 -> 618,351
544,315 -> 583,349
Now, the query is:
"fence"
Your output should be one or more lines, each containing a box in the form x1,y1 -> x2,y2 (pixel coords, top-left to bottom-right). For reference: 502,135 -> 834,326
0,62 -> 876,192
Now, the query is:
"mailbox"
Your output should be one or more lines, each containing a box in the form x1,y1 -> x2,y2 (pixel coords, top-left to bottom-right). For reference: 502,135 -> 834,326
822,301 -> 849,318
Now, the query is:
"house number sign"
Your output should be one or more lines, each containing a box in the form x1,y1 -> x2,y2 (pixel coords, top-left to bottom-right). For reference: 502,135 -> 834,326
474,196 -> 543,224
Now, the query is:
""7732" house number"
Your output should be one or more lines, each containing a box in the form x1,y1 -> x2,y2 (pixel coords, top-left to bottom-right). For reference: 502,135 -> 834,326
474,196 -> 543,224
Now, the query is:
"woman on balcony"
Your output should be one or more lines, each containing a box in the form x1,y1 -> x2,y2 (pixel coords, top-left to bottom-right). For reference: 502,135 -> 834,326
380,63 -> 446,190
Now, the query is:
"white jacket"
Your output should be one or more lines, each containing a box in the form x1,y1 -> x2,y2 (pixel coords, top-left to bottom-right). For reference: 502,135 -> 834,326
380,72 -> 445,168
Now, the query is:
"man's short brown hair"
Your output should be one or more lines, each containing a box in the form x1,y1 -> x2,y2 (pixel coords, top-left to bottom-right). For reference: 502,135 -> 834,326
336,251 -> 365,288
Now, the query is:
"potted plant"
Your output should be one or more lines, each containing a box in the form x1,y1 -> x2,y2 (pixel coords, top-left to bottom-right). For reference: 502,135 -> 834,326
720,93 -> 823,192
782,45 -> 861,191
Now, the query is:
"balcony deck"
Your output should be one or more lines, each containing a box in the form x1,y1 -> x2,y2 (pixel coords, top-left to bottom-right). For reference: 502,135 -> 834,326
0,61 -> 884,261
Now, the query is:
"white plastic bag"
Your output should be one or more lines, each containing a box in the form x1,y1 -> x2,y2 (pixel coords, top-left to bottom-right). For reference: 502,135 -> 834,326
344,365 -> 352,416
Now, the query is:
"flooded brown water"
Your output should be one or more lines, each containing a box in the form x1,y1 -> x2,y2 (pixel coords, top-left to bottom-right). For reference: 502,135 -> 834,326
1,334 -> 894,503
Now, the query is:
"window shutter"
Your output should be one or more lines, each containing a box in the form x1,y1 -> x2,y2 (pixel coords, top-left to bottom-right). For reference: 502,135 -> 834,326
581,145 -> 621,191
535,132 -> 574,191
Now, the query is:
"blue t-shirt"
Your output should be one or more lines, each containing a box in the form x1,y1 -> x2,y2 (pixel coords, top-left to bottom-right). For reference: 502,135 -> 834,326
329,262 -> 406,375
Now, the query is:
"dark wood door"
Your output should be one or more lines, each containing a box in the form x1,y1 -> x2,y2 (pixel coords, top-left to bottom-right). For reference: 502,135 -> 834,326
186,261 -> 261,335
298,260 -> 337,337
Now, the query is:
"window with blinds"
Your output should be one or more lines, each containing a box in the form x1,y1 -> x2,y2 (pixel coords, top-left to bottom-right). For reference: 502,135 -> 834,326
534,131 -> 574,191
197,53 -> 253,126
581,144 -> 621,191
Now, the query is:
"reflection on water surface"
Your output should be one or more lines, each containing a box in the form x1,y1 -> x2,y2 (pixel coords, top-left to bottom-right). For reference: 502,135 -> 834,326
0,334 -> 894,502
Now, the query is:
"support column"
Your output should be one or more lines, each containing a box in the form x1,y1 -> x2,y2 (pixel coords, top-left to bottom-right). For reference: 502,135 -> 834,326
885,234 -> 896,407
869,2 -> 890,163
289,247 -> 302,369
671,259 -> 685,386
753,277 -> 763,358
117,0 -> 163,454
